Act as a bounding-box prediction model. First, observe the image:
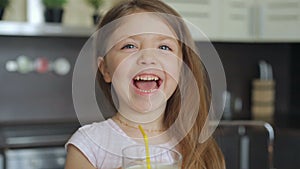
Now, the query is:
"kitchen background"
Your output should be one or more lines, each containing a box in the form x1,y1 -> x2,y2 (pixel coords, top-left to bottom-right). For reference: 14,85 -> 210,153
0,0 -> 299,169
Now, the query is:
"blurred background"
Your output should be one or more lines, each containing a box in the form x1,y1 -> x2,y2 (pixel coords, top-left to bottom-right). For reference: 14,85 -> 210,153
0,0 -> 299,169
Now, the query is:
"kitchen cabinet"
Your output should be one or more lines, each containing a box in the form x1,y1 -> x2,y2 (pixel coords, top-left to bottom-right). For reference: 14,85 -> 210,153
215,123 -> 300,169
1,0 -> 300,41
164,0 -> 221,40
0,153 -> 3,169
165,0 -> 300,42
0,123 -> 79,169
220,0 -> 255,40
165,0 -> 256,41
258,0 -> 300,41
2,0 -> 300,42
6,148 -> 66,169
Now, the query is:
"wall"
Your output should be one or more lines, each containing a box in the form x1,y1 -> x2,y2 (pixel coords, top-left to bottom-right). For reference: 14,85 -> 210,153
289,44 -> 300,128
0,36 -> 87,124
195,41 -> 292,127
210,42 -> 291,124
0,35 -> 296,127
0,35 -> 299,169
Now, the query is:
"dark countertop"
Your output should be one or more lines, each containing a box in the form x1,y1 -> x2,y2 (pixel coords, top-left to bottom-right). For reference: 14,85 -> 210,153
0,121 -> 299,169
0,122 -> 79,149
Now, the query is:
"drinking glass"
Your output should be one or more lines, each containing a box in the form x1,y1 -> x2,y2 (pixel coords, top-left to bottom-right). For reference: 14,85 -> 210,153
122,145 -> 182,169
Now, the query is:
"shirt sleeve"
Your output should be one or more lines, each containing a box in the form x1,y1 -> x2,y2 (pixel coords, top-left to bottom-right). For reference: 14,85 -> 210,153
65,129 -> 100,168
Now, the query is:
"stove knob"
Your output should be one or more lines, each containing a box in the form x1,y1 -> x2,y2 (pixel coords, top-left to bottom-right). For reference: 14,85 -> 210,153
53,58 -> 71,75
5,60 -> 18,72
35,57 -> 49,73
17,55 -> 34,74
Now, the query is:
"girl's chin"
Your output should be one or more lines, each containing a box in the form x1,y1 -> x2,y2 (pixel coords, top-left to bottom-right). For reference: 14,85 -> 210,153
127,98 -> 167,113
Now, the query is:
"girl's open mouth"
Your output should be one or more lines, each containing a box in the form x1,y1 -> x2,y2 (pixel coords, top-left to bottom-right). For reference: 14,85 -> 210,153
132,74 -> 163,94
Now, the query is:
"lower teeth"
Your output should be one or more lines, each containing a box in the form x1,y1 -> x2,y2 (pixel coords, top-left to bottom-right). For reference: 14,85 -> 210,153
139,89 -> 155,93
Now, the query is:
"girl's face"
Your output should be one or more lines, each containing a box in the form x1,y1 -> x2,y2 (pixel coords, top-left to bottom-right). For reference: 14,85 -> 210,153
100,13 -> 182,120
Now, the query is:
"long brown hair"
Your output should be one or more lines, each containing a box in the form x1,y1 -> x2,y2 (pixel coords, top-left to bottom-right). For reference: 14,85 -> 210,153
96,0 -> 225,168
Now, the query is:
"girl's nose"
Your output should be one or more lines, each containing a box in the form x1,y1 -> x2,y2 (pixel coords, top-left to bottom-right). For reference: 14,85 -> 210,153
136,50 -> 157,65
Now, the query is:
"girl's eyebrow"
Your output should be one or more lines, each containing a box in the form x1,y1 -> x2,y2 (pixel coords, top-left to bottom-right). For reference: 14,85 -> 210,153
113,36 -> 136,46
156,36 -> 180,47
127,34 -> 178,43
157,36 -> 178,43
111,34 -> 179,49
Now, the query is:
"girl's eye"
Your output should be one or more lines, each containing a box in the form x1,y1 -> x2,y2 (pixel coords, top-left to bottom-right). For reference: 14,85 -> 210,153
121,44 -> 136,49
159,45 -> 172,51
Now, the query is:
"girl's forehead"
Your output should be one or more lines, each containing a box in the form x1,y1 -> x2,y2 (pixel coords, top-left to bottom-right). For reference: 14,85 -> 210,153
107,13 -> 178,47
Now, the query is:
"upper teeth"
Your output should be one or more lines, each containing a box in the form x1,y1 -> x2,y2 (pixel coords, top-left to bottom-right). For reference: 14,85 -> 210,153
134,75 -> 159,81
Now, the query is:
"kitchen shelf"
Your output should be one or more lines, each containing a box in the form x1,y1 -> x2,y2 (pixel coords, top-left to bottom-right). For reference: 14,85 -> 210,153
0,21 -> 299,43
0,21 -> 95,37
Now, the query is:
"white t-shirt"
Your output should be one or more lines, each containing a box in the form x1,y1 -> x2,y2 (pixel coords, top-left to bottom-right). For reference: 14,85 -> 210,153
65,119 -> 175,169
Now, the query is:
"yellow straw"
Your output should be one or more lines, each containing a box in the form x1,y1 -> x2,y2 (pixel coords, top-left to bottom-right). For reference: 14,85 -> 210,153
138,125 -> 151,169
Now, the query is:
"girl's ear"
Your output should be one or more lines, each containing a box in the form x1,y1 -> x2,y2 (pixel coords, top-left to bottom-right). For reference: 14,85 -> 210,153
98,57 -> 112,83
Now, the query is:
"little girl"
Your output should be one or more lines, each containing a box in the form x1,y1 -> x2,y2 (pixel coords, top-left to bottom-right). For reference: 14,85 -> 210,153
65,0 -> 225,168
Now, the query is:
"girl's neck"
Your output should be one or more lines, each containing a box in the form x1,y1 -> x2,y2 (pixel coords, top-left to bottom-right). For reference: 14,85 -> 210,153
113,112 -> 166,132
112,112 -> 171,145
114,102 -> 167,131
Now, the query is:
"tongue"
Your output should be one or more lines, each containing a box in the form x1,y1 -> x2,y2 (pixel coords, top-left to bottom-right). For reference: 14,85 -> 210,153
135,81 -> 157,90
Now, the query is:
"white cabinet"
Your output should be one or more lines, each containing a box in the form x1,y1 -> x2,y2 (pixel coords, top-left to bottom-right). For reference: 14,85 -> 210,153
165,0 -> 300,42
258,0 -> 300,41
1,0 -> 300,41
219,0 -> 255,40
165,0 -> 255,41
164,0 -> 221,40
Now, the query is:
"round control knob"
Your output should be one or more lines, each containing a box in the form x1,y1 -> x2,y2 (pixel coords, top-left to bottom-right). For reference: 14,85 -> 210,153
5,60 -> 18,72
53,58 -> 71,75
17,55 -> 34,74
35,57 -> 49,73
